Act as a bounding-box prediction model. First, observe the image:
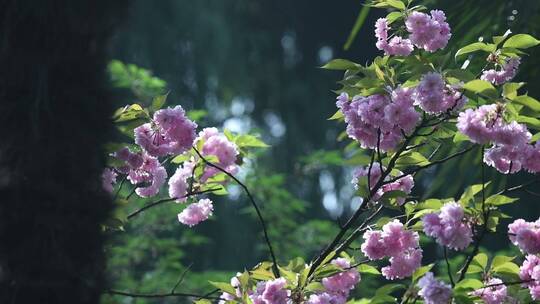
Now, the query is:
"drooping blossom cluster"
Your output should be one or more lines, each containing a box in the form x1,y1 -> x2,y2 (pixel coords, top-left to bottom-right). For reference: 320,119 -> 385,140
519,254 -> 540,300
406,10 -> 451,52
361,220 -> 422,280
457,104 -> 539,174
113,148 -> 168,197
422,201 -> 473,251
177,198 -> 214,227
375,18 -> 414,56
306,258 -> 360,304
472,278 -> 508,304
250,278 -> 290,304
102,168 -> 117,193
352,162 -> 414,205
414,72 -> 467,114
417,272 -> 452,304
481,57 -> 521,85
336,87 -> 420,151
134,105 -> 197,157
508,218 -> 540,254
374,10 -> 451,55
196,127 -> 240,181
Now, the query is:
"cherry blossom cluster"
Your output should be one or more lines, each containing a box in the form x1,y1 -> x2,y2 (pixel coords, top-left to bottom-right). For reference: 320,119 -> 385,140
414,72 -> 467,114
481,57 -> 521,85
114,148 -> 167,198
374,10 -> 451,56
361,219 -> 422,280
134,105 -> 197,157
336,87 -> 420,152
218,258 -> 359,304
103,106 -> 241,227
472,278 -> 508,304
306,258 -> 360,304
422,201 -> 473,251
519,254 -> 540,300
250,278 -> 290,304
417,272 -> 452,304
352,162 -> 414,205
508,218 -> 540,254
457,104 -> 540,174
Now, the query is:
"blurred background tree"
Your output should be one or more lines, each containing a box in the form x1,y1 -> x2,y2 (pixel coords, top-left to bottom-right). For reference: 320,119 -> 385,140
102,1 -> 540,303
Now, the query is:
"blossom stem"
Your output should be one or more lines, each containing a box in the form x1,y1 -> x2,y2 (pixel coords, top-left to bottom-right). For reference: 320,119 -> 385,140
192,147 -> 281,278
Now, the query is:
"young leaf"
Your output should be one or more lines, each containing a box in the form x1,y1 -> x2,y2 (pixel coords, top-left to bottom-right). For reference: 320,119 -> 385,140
503,34 -> 540,49
321,59 -> 360,70
463,80 -> 498,99
455,42 -> 495,58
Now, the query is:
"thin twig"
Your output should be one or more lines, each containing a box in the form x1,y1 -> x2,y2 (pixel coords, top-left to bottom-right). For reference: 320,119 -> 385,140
171,263 -> 193,293
106,289 -> 221,300
308,118 -> 429,278
193,147 -> 281,278
127,188 -> 220,220
443,247 -> 455,287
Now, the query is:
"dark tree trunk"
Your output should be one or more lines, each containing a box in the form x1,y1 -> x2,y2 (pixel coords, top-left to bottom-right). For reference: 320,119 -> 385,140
0,1 -> 126,303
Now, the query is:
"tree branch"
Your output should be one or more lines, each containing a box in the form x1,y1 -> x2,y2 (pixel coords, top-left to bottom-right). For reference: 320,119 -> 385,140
193,147 -> 281,278
127,188 -> 220,220
106,289 -> 220,300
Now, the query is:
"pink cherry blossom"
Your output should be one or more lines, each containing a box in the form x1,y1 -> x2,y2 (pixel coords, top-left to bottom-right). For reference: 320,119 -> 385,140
134,106 -> 197,157
508,218 -> 540,254
519,255 -> 540,300
177,198 -> 214,227
417,272 -> 452,304
481,57 -> 521,85
102,168 -> 117,193
422,202 -> 473,250
405,10 -> 451,52
472,278 -> 507,304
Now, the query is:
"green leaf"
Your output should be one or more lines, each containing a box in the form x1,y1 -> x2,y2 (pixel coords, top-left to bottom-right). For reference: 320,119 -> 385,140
512,95 -> 540,112
304,282 -> 326,293
485,194 -> 518,206
471,253 -> 488,270
385,0 -> 406,10
492,261 -> 520,275
493,30 -> 513,46
328,110 -> 344,120
491,256 -> 515,269
277,265 -> 298,283
502,82 -> 525,99
113,104 -> 148,122
395,151 -> 430,167
150,93 -> 168,112
386,11 -> 402,24
412,264 -> 434,283
321,59 -> 360,70
454,278 -> 483,291
460,182 -> 490,207
357,264 -> 381,275
344,5 -> 371,50
187,109 -> 208,121
171,153 -> 191,164
209,281 -> 236,295
455,42 -> 495,58
235,134 -> 269,148
466,264 -> 484,274
463,80 -> 498,98
503,34 -> 540,49
375,283 -> 405,296
517,116 -> 540,130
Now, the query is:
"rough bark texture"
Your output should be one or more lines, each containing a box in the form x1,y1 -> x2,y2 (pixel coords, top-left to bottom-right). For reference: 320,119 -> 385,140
0,1 -> 126,302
